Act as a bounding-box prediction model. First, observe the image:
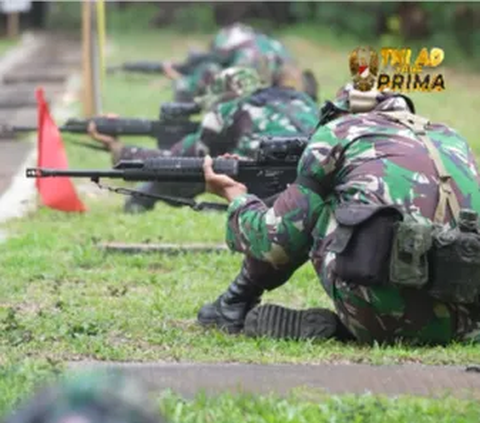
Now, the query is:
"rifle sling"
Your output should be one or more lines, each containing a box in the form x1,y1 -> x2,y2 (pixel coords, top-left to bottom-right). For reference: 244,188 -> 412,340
93,181 -> 228,212
377,111 -> 461,224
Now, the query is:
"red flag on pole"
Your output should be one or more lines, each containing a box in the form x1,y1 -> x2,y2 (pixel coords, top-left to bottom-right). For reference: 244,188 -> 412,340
35,87 -> 86,212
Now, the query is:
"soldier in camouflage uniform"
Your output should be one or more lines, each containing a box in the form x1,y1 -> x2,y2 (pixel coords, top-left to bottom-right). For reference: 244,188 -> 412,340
89,65 -> 319,214
170,23 -> 319,103
4,370 -> 168,423
198,83 -> 480,345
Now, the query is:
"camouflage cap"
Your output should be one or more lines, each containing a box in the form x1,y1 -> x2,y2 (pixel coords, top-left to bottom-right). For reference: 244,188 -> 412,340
331,83 -> 415,114
318,83 -> 415,125
212,23 -> 256,53
196,66 -> 264,109
4,370 -> 166,423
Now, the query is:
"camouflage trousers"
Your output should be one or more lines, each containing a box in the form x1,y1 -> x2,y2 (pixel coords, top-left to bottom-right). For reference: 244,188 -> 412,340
243,240 -> 480,346
314,251 -> 480,345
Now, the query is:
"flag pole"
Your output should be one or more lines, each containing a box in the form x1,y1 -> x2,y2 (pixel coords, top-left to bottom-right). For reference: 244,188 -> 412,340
82,0 -> 94,117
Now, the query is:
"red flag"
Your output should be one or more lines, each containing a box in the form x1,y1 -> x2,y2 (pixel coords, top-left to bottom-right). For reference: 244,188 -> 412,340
35,87 -> 86,212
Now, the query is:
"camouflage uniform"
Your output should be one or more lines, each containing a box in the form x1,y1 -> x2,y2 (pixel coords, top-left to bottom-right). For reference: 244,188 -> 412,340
173,23 -> 295,102
4,370 -> 167,423
121,67 -> 319,213
200,85 -> 480,345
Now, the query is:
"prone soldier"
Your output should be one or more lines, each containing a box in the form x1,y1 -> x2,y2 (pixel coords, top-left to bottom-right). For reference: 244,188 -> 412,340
121,23 -> 319,103
197,84 -> 480,345
174,23 -> 319,102
89,64 -> 320,214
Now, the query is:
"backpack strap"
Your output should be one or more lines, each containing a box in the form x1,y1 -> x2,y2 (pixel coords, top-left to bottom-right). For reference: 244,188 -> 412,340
377,110 -> 461,224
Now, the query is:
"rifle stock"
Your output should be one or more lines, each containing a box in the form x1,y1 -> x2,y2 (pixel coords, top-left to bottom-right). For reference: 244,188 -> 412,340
25,135 -> 309,200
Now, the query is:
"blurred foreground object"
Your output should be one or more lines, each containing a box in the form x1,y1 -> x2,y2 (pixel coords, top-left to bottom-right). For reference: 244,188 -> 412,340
3,369 -> 169,423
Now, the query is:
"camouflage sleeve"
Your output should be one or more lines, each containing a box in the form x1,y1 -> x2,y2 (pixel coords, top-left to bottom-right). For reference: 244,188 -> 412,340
197,101 -> 242,156
199,105 -> 226,149
296,124 -> 345,182
225,185 -> 325,267
224,125 -> 342,267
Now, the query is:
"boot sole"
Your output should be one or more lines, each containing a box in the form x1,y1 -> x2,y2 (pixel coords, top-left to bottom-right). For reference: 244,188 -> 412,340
244,304 -> 338,341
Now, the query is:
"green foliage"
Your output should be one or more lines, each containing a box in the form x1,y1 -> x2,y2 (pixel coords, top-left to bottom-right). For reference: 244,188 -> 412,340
105,3 -> 159,35
45,1 -> 82,31
171,4 -> 216,33
297,2 -> 480,71
0,359 -> 61,418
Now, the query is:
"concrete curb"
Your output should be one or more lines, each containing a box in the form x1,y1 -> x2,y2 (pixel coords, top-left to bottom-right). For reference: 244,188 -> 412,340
67,361 -> 480,399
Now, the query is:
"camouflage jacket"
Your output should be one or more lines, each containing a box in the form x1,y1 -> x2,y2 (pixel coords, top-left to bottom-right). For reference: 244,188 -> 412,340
174,33 -> 294,101
115,86 -> 319,163
225,97 -> 480,268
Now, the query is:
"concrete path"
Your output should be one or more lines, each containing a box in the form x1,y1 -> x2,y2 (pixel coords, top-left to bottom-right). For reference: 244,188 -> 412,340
67,361 -> 480,399
0,32 -> 81,220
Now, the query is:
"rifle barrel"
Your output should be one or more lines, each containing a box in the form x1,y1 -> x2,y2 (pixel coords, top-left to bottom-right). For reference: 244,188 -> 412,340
25,168 -> 124,179
10,125 -> 37,132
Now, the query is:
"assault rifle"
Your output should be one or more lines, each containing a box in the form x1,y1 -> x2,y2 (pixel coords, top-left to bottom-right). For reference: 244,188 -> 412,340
107,51 -> 226,76
25,135 -> 309,211
1,102 -> 202,151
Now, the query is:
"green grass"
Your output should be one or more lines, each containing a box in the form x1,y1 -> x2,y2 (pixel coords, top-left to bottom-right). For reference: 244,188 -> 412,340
0,36 -> 21,57
2,22 -> 480,420
2,360 -> 480,422
159,392 -> 480,423
2,360 -> 480,423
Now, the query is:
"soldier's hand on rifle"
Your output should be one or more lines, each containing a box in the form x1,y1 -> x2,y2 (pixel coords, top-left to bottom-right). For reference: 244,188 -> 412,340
163,62 -> 182,80
203,154 -> 247,202
87,113 -> 120,151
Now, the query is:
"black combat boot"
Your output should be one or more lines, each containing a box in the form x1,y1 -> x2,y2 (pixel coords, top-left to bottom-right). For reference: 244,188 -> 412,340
197,256 -> 306,334
244,304 -> 356,342
197,264 -> 263,334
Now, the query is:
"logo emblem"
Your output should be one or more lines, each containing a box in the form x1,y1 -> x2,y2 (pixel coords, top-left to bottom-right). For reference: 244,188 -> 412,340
349,46 -> 379,91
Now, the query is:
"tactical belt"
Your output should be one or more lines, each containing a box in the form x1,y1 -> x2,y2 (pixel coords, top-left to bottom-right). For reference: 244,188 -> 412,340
377,111 -> 461,224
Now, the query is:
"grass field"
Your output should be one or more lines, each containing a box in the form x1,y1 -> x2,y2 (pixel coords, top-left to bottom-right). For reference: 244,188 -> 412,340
1,20 -> 480,421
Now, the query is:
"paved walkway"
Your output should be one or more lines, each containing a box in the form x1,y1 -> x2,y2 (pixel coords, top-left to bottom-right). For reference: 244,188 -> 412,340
0,32 -> 81,202
67,361 -> 480,399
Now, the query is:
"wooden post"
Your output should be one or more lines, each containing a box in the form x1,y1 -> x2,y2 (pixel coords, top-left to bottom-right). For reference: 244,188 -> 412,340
90,3 -> 102,114
82,0 -> 94,117
82,0 -> 104,117
6,12 -> 19,38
